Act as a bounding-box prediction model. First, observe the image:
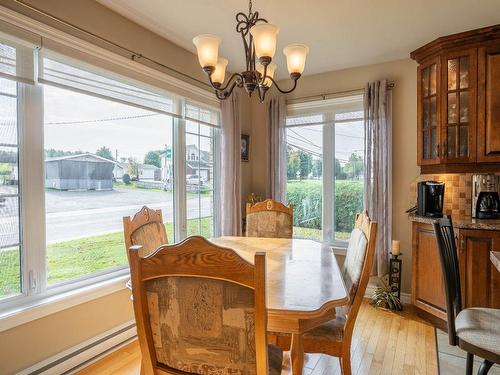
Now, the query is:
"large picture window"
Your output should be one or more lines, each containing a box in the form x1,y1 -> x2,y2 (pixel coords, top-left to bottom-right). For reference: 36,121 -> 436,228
0,34 -> 221,309
286,95 -> 364,246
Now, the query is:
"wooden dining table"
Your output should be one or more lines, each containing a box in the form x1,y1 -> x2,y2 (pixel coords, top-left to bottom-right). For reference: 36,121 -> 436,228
210,236 -> 349,375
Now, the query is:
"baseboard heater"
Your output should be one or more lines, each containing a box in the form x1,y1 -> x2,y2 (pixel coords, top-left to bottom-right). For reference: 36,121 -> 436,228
18,320 -> 137,375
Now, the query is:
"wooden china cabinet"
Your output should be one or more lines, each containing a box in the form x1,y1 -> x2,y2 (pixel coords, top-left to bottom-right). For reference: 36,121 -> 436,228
410,25 -> 500,329
411,25 -> 500,173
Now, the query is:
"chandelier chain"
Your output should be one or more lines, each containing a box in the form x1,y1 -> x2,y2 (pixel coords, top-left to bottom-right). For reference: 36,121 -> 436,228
249,0 -> 252,15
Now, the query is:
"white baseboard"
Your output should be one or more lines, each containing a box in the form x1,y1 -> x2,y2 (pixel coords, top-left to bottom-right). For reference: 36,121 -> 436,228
365,282 -> 412,305
18,320 -> 137,375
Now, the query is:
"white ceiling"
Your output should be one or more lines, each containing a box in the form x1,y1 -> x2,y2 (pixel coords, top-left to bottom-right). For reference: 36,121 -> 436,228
97,0 -> 500,79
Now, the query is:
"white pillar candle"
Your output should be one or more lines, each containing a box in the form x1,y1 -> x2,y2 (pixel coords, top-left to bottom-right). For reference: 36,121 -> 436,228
392,240 -> 401,256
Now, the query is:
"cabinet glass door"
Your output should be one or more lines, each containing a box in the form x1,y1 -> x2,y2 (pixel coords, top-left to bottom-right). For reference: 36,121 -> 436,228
443,51 -> 476,162
420,62 -> 439,162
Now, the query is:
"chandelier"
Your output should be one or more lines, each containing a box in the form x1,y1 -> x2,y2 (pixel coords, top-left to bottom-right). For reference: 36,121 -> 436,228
192,0 -> 309,102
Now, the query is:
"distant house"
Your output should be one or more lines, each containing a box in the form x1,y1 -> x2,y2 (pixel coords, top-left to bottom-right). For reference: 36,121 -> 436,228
45,153 -> 114,191
138,163 -> 160,181
186,144 -> 212,182
113,162 -> 126,180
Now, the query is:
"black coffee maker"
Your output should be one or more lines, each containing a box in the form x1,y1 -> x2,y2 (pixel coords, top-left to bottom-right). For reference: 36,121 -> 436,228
472,174 -> 500,219
417,181 -> 445,218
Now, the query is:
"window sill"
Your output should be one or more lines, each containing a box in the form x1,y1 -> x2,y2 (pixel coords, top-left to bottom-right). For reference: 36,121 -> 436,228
0,274 -> 130,332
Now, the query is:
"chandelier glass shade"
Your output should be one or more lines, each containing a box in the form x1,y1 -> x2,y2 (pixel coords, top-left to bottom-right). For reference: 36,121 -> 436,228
192,0 -> 309,102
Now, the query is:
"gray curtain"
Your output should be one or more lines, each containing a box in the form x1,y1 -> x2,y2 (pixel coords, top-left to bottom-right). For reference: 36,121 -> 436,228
266,96 -> 287,203
220,91 -> 242,236
364,80 -> 392,276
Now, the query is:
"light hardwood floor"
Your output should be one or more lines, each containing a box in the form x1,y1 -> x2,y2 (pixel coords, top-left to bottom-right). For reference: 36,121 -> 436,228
76,302 -> 438,375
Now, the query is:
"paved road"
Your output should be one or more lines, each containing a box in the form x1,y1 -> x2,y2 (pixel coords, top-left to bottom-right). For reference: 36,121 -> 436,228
0,188 -> 213,246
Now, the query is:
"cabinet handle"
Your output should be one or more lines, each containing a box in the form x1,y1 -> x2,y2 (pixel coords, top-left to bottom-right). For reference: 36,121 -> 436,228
436,144 -> 440,158
460,235 -> 465,253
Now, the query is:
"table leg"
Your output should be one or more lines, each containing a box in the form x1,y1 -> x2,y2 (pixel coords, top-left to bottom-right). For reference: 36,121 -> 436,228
290,333 -> 304,375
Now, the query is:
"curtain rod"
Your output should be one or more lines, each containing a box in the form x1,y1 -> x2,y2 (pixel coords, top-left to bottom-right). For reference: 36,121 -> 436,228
287,81 -> 395,104
12,0 -> 211,89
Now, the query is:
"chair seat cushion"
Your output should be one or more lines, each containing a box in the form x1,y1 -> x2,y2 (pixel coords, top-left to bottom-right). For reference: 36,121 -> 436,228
456,307 -> 500,363
301,307 -> 346,342
268,344 -> 284,375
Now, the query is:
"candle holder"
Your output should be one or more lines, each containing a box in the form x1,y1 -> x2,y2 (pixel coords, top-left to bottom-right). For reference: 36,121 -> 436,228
389,252 -> 403,301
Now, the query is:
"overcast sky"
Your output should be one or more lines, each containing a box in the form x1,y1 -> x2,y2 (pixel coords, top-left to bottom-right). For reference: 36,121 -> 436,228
44,85 -> 175,161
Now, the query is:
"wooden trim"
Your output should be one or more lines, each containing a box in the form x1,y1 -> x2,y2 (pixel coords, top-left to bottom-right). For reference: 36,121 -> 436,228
420,162 -> 500,174
246,199 -> 293,216
254,252 -> 269,375
477,44 -> 500,162
138,236 -> 256,286
410,24 -> 500,63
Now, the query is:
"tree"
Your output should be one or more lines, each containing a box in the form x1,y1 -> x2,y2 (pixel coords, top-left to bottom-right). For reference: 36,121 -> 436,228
127,157 -> 139,178
335,158 -> 347,180
45,149 -> 82,158
287,146 -> 300,180
122,173 -> 131,185
298,150 -> 312,180
144,150 -> 162,168
344,153 -> 364,180
312,158 -> 322,178
96,146 -> 114,161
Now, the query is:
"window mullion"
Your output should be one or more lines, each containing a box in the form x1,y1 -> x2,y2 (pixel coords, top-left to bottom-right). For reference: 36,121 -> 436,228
18,82 -> 46,295
322,115 -> 335,243
212,127 -> 221,237
173,98 -> 187,241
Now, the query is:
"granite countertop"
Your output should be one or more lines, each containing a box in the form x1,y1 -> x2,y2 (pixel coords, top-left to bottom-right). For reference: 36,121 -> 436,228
408,213 -> 500,231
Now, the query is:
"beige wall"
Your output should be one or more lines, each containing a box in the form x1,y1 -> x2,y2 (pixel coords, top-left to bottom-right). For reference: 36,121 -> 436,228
0,290 -> 133,374
250,59 -> 419,294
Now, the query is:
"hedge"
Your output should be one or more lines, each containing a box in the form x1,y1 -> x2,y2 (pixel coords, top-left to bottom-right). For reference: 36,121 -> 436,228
286,180 -> 364,233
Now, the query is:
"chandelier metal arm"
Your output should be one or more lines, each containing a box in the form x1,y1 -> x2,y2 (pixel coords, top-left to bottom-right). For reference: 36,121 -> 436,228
208,72 -> 243,92
208,72 -> 244,100
266,75 -> 300,94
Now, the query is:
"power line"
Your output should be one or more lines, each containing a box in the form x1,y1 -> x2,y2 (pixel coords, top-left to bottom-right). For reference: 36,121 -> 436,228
45,113 -> 161,125
288,129 -> 322,149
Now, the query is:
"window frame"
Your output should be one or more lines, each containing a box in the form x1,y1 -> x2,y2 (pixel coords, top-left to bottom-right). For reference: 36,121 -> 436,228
285,95 -> 365,249
0,53 -> 222,321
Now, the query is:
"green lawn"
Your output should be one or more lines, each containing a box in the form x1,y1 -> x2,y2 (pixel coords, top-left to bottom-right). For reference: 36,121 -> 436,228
0,217 -> 213,299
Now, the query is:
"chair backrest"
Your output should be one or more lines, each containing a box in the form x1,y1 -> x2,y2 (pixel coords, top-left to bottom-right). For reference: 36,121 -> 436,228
246,199 -> 293,238
433,216 -> 462,346
128,236 -> 269,375
123,206 -> 168,258
342,211 -> 377,335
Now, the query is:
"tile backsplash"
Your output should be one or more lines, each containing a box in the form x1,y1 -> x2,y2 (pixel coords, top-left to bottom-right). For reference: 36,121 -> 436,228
409,173 -> 500,219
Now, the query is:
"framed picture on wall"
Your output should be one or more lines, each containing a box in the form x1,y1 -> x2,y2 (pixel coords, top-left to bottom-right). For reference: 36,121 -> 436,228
241,134 -> 250,162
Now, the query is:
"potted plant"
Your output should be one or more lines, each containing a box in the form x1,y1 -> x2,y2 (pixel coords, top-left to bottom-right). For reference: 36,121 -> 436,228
370,277 -> 403,311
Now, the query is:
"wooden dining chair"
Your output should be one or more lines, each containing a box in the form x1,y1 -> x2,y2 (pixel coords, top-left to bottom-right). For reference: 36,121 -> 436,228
128,236 -> 284,375
434,217 -> 500,375
123,205 -> 168,259
275,210 -> 377,375
246,199 -> 293,238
